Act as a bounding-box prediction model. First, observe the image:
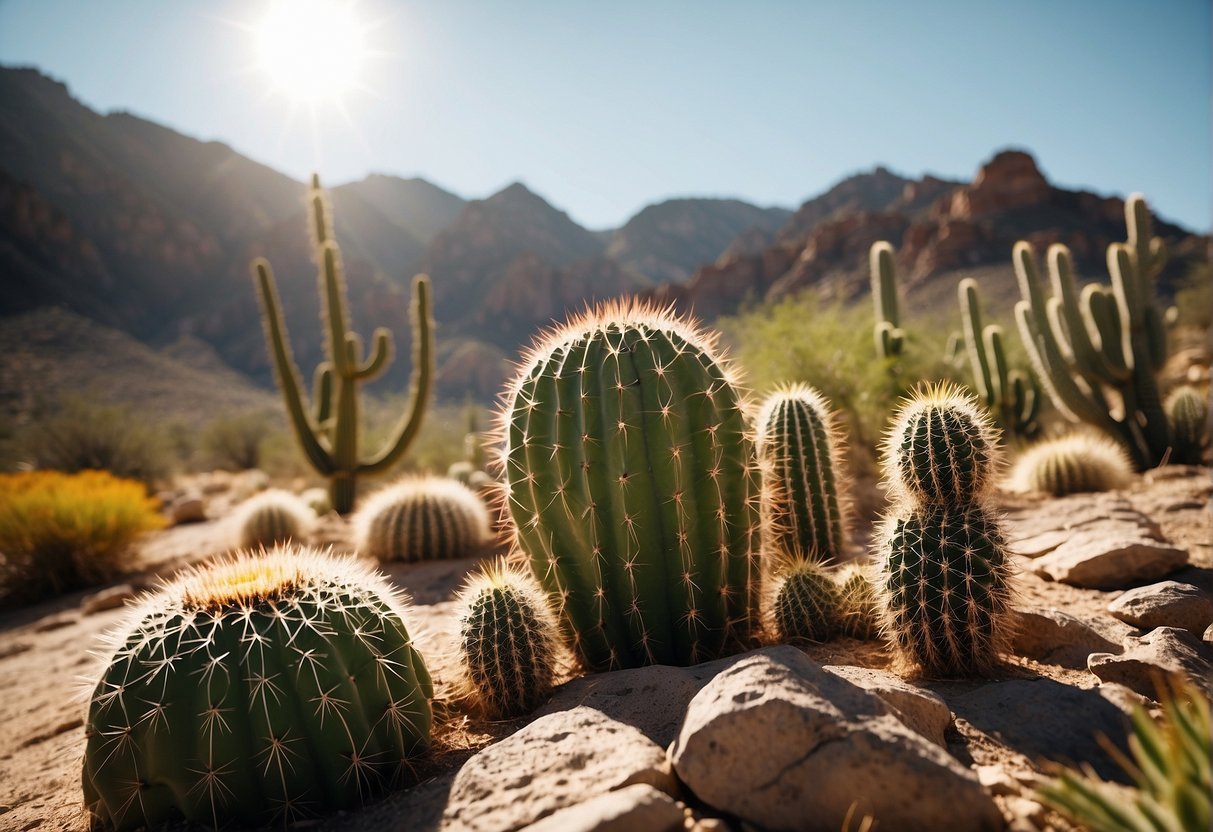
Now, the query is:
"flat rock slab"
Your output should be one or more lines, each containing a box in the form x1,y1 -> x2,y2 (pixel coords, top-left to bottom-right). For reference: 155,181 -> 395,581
442,707 -> 675,832
1088,627 -> 1213,698
823,665 -> 952,747
1031,533 -> 1188,590
1009,608 -> 1121,668
518,784 -> 684,832
1003,494 -> 1157,542
1107,581 -> 1213,634
670,647 -> 1001,832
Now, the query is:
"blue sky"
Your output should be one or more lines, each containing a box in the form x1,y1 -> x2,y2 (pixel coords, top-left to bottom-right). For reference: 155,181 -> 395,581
0,0 -> 1208,231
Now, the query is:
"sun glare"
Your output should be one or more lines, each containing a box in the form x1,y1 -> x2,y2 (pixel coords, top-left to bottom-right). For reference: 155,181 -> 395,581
254,0 -> 368,105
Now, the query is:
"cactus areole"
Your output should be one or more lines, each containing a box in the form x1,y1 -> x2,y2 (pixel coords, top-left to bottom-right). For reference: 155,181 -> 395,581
500,301 -> 759,670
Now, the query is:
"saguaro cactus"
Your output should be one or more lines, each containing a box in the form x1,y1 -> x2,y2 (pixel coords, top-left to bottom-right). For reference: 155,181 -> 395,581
252,175 -> 434,514
870,241 -> 905,359
499,300 -> 759,670
958,278 -> 1040,441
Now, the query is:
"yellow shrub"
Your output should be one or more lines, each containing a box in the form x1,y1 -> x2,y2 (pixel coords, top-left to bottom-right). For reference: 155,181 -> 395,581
0,470 -> 165,604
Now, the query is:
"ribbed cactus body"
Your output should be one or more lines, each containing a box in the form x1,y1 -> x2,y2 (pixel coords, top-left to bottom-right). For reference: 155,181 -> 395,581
1166,386 -> 1209,465
881,504 -> 1012,677
1011,434 -> 1133,496
770,559 -> 840,643
354,476 -> 490,562
82,548 -> 433,831
236,489 -> 314,548
500,302 -> 759,670
837,563 -> 881,641
458,566 -> 560,719
755,385 -> 846,562
870,241 -> 905,359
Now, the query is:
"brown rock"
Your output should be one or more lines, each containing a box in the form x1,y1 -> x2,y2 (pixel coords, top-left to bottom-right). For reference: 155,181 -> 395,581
518,784 -> 684,832
1107,581 -> 1213,634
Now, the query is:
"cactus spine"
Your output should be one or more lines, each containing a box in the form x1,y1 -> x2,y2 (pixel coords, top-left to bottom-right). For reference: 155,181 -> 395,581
1010,434 -> 1134,496
770,557 -> 841,643
837,563 -> 881,641
755,384 -> 847,562
82,547 -> 433,830
354,476 -> 491,562
236,488 -> 314,548
1012,195 -> 1170,470
458,563 -> 561,719
879,385 -> 1013,676
499,301 -> 759,670
252,175 -> 434,514
870,241 -> 905,359
1166,385 -> 1210,465
959,278 -> 1040,441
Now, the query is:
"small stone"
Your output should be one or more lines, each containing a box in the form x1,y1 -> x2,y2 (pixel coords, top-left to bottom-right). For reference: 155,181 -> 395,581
199,472 -> 232,494
1007,529 -> 1068,558
975,765 -> 1020,797
1009,608 -> 1121,667
824,665 -> 952,747
1031,533 -> 1188,589
170,493 -> 206,525
81,584 -> 136,615
1205,623 -> 1213,644
518,784 -> 684,832
1088,627 -> 1213,698
1107,581 -> 1213,634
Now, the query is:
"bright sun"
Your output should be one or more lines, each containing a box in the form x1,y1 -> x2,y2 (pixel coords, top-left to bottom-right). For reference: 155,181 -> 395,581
254,0 -> 368,105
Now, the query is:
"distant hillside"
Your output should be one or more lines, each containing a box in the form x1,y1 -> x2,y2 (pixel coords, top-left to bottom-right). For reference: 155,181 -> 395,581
336,174 -> 466,246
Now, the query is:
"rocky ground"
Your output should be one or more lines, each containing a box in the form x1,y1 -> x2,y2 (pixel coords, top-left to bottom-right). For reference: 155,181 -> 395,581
0,466 -> 1210,832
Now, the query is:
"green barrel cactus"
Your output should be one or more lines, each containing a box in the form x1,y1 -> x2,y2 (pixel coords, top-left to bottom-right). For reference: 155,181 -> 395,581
236,488 -> 314,548
870,241 -> 905,359
82,547 -> 433,830
755,384 -> 847,563
353,476 -> 491,562
1010,433 -> 1133,496
837,562 -> 881,641
499,301 -> 760,670
1166,385 -> 1209,465
769,557 -> 840,643
458,563 -> 561,719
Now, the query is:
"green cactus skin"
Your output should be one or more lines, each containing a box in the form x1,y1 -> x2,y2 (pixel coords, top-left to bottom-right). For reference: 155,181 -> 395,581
236,489 -> 314,548
458,564 -> 561,719
870,241 -> 905,359
959,278 -> 1041,441
1012,195 -> 1171,470
81,547 -> 433,831
1166,385 -> 1210,465
499,301 -> 760,670
252,175 -> 434,515
1011,434 -> 1133,496
837,563 -> 881,641
879,503 -> 1013,677
882,383 -> 1001,506
755,384 -> 847,562
770,558 -> 840,643
354,476 -> 491,562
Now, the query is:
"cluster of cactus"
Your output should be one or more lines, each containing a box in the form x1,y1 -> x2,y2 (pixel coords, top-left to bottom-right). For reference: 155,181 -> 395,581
252,174 -> 434,514
1166,385 -> 1210,465
82,547 -> 433,830
457,563 -> 561,719
1010,433 -> 1133,496
878,384 -> 1013,676
836,562 -> 881,640
235,488 -> 314,548
498,300 -> 759,670
1012,195 -> 1174,470
768,558 -> 840,643
870,241 -> 905,359
754,384 -> 848,562
958,278 -> 1041,441
354,476 -> 491,562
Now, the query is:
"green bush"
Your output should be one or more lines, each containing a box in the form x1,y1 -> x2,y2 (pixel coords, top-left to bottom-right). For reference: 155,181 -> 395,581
202,411 -> 273,470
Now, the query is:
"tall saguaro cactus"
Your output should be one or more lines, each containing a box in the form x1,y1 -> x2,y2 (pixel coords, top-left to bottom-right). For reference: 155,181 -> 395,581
252,175 -> 434,513
870,241 -> 905,359
958,278 -> 1040,441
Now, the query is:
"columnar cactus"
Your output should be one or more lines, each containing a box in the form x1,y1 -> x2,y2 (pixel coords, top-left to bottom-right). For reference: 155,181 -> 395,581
837,562 -> 881,641
870,241 -> 905,359
458,563 -> 561,719
1166,385 -> 1210,465
1010,434 -> 1134,496
499,300 -> 760,670
769,558 -> 841,643
236,488 -> 314,548
959,278 -> 1040,441
82,547 -> 433,830
879,385 -> 1013,676
252,175 -> 434,514
755,384 -> 847,562
354,476 -> 491,562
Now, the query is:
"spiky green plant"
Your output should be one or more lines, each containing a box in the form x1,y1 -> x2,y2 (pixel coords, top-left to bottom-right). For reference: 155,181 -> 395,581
81,547 -> 433,831
1010,433 -> 1134,496
1038,676 -> 1211,832
236,489 -> 314,548
353,476 -> 491,562
769,557 -> 841,643
252,175 -> 434,515
755,384 -> 847,562
958,277 -> 1040,441
837,562 -> 881,641
870,241 -> 905,359
458,563 -> 561,719
498,300 -> 760,670
1166,385 -> 1209,465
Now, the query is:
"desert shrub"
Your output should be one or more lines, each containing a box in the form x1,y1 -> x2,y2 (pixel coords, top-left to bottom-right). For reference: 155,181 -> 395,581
202,411 -> 273,470
1173,261 -> 1212,329
19,398 -> 173,486
0,470 -> 165,604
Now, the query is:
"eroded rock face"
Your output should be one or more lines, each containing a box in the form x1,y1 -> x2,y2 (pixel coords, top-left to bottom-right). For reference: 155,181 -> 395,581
1008,608 -> 1122,667
823,664 -> 953,747
517,784 -> 684,832
1107,581 -> 1213,635
668,647 -> 1001,832
1088,627 -> 1213,698
1031,534 -> 1188,589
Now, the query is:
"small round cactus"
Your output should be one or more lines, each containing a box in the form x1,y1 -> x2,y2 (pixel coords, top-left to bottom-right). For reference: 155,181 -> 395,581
354,476 -> 491,562
1166,385 -> 1209,465
836,562 -> 881,641
769,558 -> 841,643
82,546 -> 433,830
235,488 -> 314,548
1010,433 -> 1133,496
458,563 -> 561,719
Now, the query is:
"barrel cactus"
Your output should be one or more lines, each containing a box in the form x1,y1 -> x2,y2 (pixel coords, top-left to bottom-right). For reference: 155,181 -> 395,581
1010,433 -> 1133,496
1166,385 -> 1209,465
354,476 -> 491,562
82,547 -> 433,830
499,300 -> 760,670
458,563 -> 561,719
755,384 -> 847,562
236,489 -> 314,548
769,557 -> 841,643
837,562 -> 881,641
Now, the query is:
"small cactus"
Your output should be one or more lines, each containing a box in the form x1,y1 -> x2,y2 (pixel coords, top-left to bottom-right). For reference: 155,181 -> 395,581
82,546 -> 433,830
354,476 -> 491,562
769,558 -> 841,643
1166,385 -> 1209,465
458,563 -> 561,719
870,241 -> 905,359
1010,434 -> 1133,496
236,488 -> 314,548
837,562 -> 881,641
755,384 -> 848,562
